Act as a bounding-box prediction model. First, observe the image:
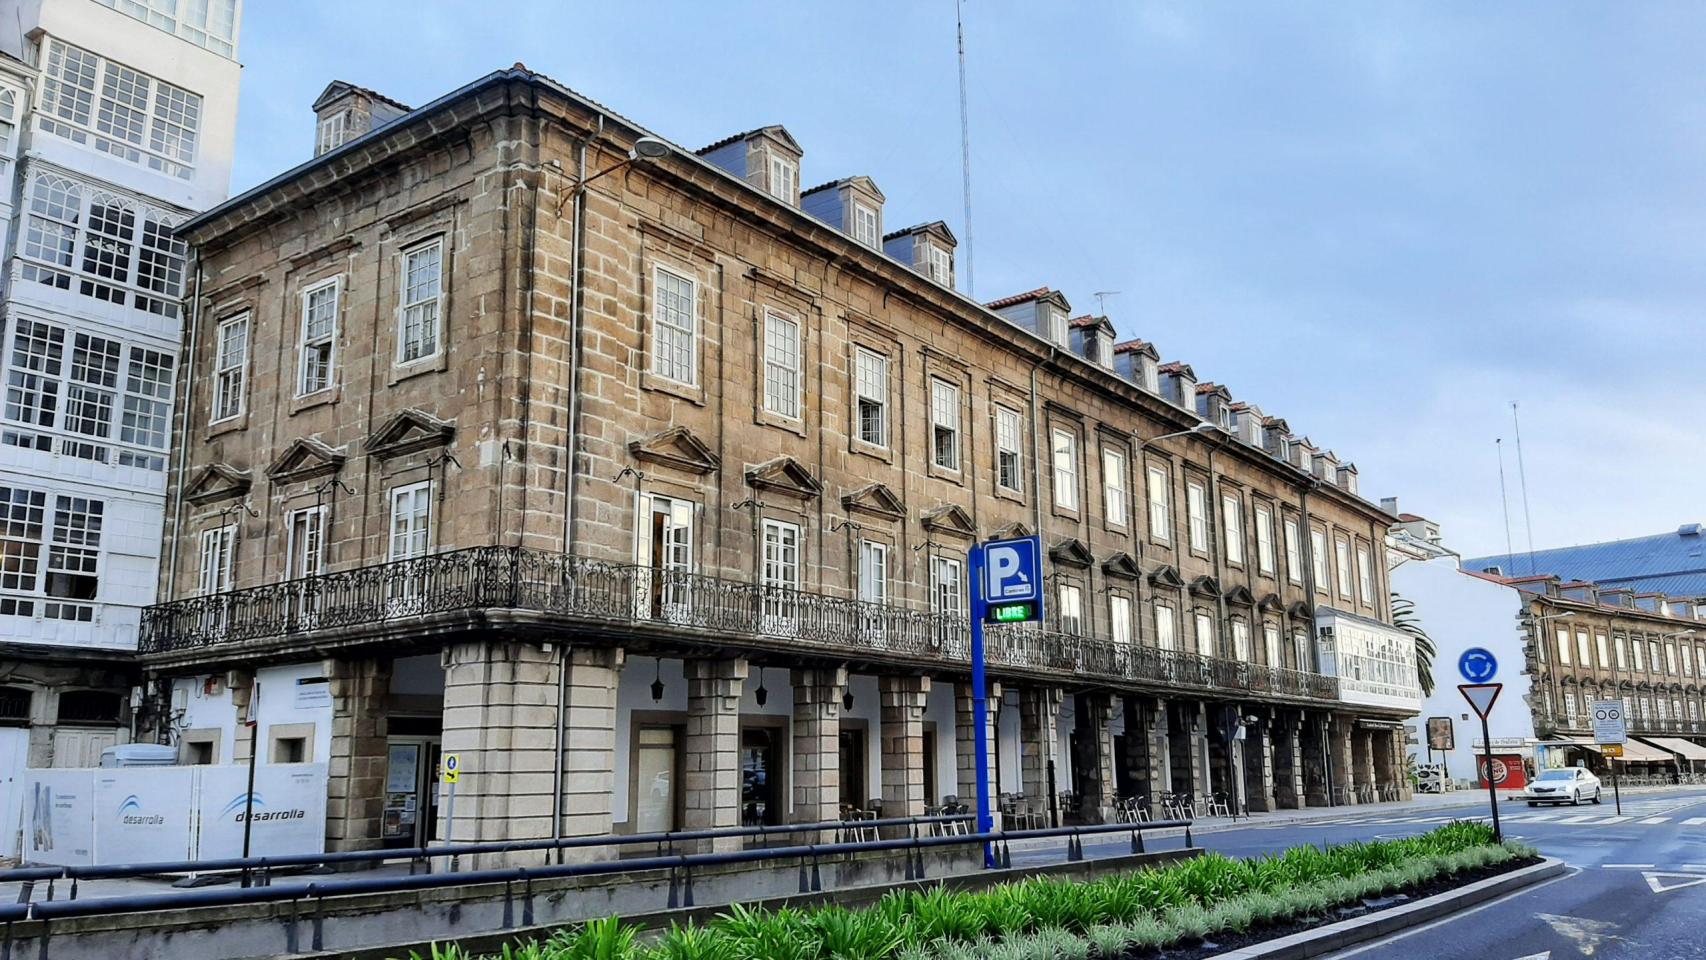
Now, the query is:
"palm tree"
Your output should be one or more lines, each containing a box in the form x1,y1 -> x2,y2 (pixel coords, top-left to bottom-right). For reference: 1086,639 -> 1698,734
1391,592 -> 1438,696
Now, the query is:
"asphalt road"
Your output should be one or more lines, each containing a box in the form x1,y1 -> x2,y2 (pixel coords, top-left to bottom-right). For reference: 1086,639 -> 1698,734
1011,788 -> 1706,959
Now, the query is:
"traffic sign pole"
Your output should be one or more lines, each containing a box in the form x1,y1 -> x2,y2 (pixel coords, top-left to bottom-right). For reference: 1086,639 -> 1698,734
969,545 -> 994,868
1479,711 -> 1501,843
1459,683 -> 1504,844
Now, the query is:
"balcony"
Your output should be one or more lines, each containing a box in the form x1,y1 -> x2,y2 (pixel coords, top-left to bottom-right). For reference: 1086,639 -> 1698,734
140,546 -> 1340,703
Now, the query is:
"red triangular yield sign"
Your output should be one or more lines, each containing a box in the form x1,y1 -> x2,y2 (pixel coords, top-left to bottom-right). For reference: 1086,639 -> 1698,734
1460,682 -> 1502,718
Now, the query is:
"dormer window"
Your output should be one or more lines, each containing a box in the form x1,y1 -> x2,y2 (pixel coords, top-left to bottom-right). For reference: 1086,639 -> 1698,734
1048,309 -> 1067,346
317,110 -> 349,154
1218,406 -> 1234,431
852,202 -> 879,248
1277,437 -> 1291,462
929,246 -> 952,285
768,153 -> 797,203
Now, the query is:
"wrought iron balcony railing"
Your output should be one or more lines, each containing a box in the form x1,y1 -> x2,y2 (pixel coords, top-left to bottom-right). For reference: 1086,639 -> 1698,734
140,546 -> 1340,702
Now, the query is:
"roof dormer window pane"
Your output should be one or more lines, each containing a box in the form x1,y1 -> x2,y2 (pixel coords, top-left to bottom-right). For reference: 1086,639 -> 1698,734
768,154 -> 797,203
1048,309 -> 1067,346
929,246 -> 951,285
1218,406 -> 1234,430
852,202 -> 879,248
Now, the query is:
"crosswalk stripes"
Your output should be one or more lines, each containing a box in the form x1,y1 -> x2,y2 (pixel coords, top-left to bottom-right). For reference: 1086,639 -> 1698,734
1640,817 -> 1671,824
1296,810 -> 1703,829
1683,817 -> 1706,825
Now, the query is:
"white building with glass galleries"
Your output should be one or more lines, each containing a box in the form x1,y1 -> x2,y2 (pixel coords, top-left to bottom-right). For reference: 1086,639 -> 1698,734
0,0 -> 241,785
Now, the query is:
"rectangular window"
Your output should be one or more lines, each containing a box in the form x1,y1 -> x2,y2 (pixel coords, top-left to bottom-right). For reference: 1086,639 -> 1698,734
1294,630 -> 1312,671
995,406 -> 1023,492
211,314 -> 248,423
64,332 -> 120,461
40,40 -> 203,178
298,278 -> 339,395
1264,623 -> 1282,667
858,540 -> 887,604
1356,544 -> 1373,603
286,507 -> 326,579
316,110 -> 348,153
1310,528 -> 1329,592
1155,604 -> 1176,651
852,202 -> 879,248
1284,519 -> 1303,584
1047,309 -> 1067,347
1194,611 -> 1215,656
1110,594 -> 1132,644
1683,644 -> 1695,678
18,171 -> 188,317
1051,429 -> 1078,510
196,523 -> 234,596
1631,637 -> 1644,671
930,379 -> 959,470
1615,635 -> 1628,670
117,346 -> 172,469
43,496 -> 100,621
761,519 -> 801,630
762,309 -> 801,419
1146,465 -> 1170,543
1666,642 -> 1678,675
1555,627 -> 1571,665
1576,631 -> 1591,667
94,0 -> 239,57
0,486 -> 47,617
768,153 -> 797,202
1222,493 -> 1244,564
398,240 -> 443,364
929,246 -> 951,285
1058,583 -> 1083,636
1334,536 -> 1353,598
931,556 -> 964,617
388,482 -> 431,561
1597,633 -> 1610,671
1102,448 -> 1128,526
1651,640 -> 1662,673
637,493 -> 695,621
652,267 -> 697,385
1186,481 -> 1208,552
854,348 -> 888,447
1231,619 -> 1251,660
1254,503 -> 1276,575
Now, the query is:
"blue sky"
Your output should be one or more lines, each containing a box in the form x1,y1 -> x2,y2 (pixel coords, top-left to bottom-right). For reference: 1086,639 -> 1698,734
229,2 -> 1706,558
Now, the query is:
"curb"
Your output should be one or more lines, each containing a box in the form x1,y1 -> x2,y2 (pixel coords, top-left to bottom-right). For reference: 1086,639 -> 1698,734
1205,856 -> 1568,959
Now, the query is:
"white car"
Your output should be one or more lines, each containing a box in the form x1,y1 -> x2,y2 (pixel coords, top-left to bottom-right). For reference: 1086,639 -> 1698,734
1525,767 -> 1602,806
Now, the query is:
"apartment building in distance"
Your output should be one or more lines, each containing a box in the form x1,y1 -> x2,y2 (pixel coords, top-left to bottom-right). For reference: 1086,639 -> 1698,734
139,66 -> 1420,857
0,0 -> 242,803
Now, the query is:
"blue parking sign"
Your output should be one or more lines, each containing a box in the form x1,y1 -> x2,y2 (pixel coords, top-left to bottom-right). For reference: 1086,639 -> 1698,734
978,536 -> 1043,624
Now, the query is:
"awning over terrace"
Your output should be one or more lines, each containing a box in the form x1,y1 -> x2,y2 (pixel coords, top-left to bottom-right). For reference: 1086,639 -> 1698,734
1641,736 -> 1706,763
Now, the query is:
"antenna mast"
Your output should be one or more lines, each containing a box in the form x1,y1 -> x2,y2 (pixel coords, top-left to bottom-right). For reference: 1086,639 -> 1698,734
1511,401 -> 1538,575
956,0 -> 975,297
1496,438 -> 1515,564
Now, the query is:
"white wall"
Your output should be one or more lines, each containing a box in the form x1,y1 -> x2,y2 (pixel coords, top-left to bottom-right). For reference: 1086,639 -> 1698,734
1393,555 -> 1535,780
254,663 -> 333,764
173,675 -> 238,763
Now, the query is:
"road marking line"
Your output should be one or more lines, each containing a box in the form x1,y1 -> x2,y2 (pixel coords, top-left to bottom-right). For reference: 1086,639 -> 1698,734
1640,816 -> 1671,824
1597,816 -> 1632,824
1683,817 -> 1706,825
1557,815 -> 1598,824
1603,863 -> 1656,869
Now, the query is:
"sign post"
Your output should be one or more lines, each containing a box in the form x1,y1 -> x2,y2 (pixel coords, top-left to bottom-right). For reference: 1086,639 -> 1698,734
1592,699 -> 1627,816
240,681 -> 260,887
1459,682 -> 1504,843
440,753 -> 460,872
970,535 -> 1043,867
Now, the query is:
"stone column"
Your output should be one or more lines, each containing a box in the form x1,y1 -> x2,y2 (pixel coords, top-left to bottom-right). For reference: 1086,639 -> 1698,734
325,657 -> 390,852
1242,719 -> 1277,813
1391,730 -> 1413,800
880,675 -> 931,819
1303,716 -> 1332,807
1353,729 -> 1377,798
1019,686 -> 1063,812
1273,714 -> 1306,810
558,647 -> 624,853
684,658 -> 748,851
1144,698 -> 1172,816
1077,693 -> 1117,823
792,667 -> 848,828
1328,717 -> 1354,804
438,644 -> 565,864
955,681 -> 1003,807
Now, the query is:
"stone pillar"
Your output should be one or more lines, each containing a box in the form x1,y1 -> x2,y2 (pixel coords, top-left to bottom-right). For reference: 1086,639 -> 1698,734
1328,717 -> 1354,804
684,658 -> 748,852
1353,729 -> 1377,798
880,675 -> 931,819
1242,719 -> 1276,813
1303,716 -> 1331,807
325,657 -> 390,852
1019,686 -> 1063,810
955,681 -> 1003,807
1144,698 -> 1172,816
792,667 -> 848,828
1077,693 -> 1117,823
558,647 -> 624,853
1390,730 -> 1413,800
1273,714 -> 1306,810
438,644 -> 566,864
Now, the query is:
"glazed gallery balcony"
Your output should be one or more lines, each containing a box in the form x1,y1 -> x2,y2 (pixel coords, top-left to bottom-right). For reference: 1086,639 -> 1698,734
140,546 -> 1340,702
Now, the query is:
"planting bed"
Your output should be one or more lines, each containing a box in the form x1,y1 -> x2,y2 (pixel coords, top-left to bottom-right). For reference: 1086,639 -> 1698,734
401,822 -> 1536,960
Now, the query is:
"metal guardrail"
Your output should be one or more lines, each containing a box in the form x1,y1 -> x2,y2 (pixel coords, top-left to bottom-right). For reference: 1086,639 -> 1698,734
139,547 -> 1338,701
0,818 -> 1195,951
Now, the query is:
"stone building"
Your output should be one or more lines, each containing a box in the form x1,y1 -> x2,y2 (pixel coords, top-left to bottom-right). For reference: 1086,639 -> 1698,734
140,66 -> 1419,857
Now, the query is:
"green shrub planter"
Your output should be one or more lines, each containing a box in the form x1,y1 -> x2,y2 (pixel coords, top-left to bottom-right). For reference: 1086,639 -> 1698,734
402,823 -> 1535,960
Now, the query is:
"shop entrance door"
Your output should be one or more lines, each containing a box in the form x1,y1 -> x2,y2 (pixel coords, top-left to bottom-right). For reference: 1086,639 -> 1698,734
382,736 -> 442,847
741,727 -> 780,827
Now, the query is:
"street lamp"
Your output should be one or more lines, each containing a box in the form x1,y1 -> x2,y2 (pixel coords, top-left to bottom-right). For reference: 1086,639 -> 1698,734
1136,421 -> 1221,447
576,136 -> 671,190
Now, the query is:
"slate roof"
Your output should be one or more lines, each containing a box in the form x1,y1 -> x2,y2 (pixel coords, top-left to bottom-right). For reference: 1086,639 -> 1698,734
1464,524 -> 1706,597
